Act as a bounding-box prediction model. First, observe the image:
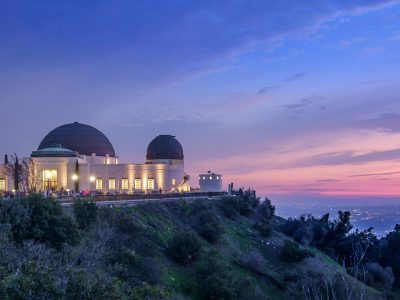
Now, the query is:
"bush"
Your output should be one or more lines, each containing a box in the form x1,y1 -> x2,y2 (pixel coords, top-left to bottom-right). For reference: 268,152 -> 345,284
219,193 -> 259,219
73,199 -> 98,230
0,260 -> 62,299
196,251 -> 237,299
167,231 -> 202,265
238,250 -> 266,275
129,283 -> 171,300
256,223 -> 272,237
193,211 -> 223,244
365,262 -> 395,291
255,198 -> 275,225
65,269 -> 122,300
280,240 -> 313,263
0,194 -> 80,248
237,193 -> 259,217
219,196 -> 240,219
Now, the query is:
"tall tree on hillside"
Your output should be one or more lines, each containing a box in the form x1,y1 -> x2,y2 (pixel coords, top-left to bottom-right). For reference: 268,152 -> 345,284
74,160 -> 79,193
14,156 -> 19,191
5,154 -> 39,193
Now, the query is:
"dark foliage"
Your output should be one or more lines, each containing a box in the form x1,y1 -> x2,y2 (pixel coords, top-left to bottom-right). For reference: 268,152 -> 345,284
280,211 -> 354,258
254,198 -> 275,237
73,199 -> 98,230
379,224 -> 400,287
195,251 -> 237,299
280,240 -> 314,263
167,231 -> 202,265
64,270 -> 121,300
192,210 -> 223,244
255,198 -> 275,224
256,224 -> 272,237
0,194 -> 79,249
129,283 -> 171,300
281,210 -> 400,292
219,190 -> 259,219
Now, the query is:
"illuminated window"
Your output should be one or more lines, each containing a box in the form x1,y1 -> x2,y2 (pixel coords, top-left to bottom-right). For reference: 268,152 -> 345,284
121,178 -> 129,190
134,179 -> 142,190
109,178 -> 116,190
148,179 -> 154,190
42,169 -> 58,190
0,179 -> 5,191
172,178 -> 176,185
96,179 -> 103,190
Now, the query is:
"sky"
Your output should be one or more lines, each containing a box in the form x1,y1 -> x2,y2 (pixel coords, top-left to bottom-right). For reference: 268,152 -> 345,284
1,0 -> 400,199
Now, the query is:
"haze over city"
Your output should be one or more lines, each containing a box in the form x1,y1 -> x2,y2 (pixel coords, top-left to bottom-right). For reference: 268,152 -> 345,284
1,0 -> 400,198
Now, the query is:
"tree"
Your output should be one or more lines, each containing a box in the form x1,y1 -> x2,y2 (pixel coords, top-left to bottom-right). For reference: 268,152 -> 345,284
379,224 -> 400,287
4,154 -> 39,193
167,231 -> 202,265
74,160 -> 79,193
73,199 -> 98,230
192,211 -> 223,243
0,194 -> 80,248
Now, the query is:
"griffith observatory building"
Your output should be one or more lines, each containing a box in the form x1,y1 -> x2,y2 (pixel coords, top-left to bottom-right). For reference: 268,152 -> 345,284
0,122 -> 197,194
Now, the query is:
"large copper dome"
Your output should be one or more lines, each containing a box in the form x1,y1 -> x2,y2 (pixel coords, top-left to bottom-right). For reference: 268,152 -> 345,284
38,122 -> 116,157
146,135 -> 184,160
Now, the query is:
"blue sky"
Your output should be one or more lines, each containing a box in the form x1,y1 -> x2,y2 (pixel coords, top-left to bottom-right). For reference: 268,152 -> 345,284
1,0 -> 400,197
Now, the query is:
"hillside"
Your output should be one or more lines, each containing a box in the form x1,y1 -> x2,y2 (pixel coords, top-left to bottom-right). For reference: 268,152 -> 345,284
0,194 -> 382,299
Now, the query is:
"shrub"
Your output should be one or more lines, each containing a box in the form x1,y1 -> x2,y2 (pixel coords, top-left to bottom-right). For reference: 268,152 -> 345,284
167,231 -> 202,265
129,283 -> 171,300
219,193 -> 259,219
65,269 -> 121,300
219,196 -> 240,219
255,198 -> 275,225
73,199 -> 98,230
0,194 -> 80,248
280,240 -> 313,263
379,225 -> 400,287
256,223 -> 272,237
0,260 -> 62,299
238,250 -> 266,275
237,194 -> 259,217
365,262 -> 395,291
193,211 -> 223,244
196,251 -> 237,299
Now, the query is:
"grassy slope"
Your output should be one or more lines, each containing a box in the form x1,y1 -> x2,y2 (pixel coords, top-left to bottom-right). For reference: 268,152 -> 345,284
105,200 -> 381,299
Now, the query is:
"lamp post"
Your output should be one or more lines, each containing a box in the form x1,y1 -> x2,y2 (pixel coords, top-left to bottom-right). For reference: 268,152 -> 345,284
89,176 -> 95,195
72,174 -> 78,194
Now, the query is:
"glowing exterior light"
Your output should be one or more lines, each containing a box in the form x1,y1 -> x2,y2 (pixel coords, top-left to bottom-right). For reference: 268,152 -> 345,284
210,176 -> 212,180
89,176 -> 95,182
72,174 -> 78,181
96,179 -> 103,190
0,179 -> 5,191
134,179 -> 142,190
109,178 -> 116,190
122,178 -> 129,190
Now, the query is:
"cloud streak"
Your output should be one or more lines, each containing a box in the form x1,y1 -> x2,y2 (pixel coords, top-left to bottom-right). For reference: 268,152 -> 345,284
284,72 -> 306,82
